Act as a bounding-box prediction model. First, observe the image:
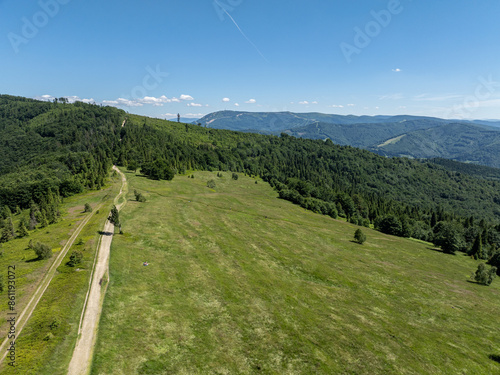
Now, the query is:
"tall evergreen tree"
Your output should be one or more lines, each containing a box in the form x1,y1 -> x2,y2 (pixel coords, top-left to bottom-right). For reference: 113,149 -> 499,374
17,218 -> 29,238
109,205 -> 120,225
470,233 -> 483,260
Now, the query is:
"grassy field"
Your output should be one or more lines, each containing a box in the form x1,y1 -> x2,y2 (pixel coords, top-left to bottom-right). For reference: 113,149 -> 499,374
92,170 -> 500,374
0,171 -> 122,374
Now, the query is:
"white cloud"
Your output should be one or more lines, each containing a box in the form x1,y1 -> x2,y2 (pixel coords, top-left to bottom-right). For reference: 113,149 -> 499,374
117,98 -> 143,107
329,104 -> 344,108
180,94 -> 194,101
312,101 -> 318,104
222,97 -> 230,102
245,99 -> 256,104
392,68 -> 402,72
184,113 -> 205,118
299,101 -> 309,105
235,103 -> 240,107
187,103 -> 203,107
347,104 -> 355,107
161,113 -> 177,118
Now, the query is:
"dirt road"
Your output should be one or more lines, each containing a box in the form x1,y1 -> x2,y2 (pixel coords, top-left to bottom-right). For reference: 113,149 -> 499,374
67,166 -> 127,375
0,199 -> 102,367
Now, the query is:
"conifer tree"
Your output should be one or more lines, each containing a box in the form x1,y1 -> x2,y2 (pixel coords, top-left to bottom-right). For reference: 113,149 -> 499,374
17,219 -> 29,238
39,210 -> 49,228
470,233 -> 483,260
109,205 -> 120,225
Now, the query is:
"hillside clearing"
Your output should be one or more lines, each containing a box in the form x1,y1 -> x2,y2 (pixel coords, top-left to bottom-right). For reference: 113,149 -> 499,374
91,171 -> 500,374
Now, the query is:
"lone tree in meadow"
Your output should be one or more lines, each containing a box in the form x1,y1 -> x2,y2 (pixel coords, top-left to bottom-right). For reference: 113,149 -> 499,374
134,190 -> 147,202
84,203 -> 93,213
232,172 -> 239,180
473,263 -> 497,286
207,179 -> 216,189
354,229 -> 366,244
34,242 -> 52,260
109,205 -> 120,226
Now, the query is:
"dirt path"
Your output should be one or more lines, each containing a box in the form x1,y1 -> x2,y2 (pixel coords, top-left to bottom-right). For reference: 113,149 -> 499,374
67,166 -> 127,375
0,202 -> 102,367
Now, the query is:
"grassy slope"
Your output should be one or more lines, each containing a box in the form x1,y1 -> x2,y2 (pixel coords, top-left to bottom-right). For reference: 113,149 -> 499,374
0,172 -> 122,374
92,171 -> 500,375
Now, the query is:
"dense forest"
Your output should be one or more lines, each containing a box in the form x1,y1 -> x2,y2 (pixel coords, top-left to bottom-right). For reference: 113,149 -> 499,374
1,95 -> 499,272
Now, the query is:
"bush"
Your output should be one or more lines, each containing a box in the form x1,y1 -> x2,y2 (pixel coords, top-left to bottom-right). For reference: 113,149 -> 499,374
354,229 -> 366,244
473,263 -> 497,286
34,242 -> 52,260
232,173 -> 239,180
207,179 -> 216,189
84,203 -> 92,213
134,190 -> 147,202
67,250 -> 83,267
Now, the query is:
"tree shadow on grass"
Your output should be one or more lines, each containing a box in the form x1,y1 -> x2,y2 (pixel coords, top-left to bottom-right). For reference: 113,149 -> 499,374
25,257 -> 41,263
466,279 -> 490,287
427,247 -> 458,256
489,354 -> 500,364
98,230 -> 113,236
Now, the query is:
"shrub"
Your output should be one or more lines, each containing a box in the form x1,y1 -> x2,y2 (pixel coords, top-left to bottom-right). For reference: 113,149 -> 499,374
84,203 -> 92,213
207,179 -> 216,189
474,263 -> 497,286
134,190 -> 147,202
68,250 -> 83,267
232,173 -> 239,180
34,242 -> 52,260
354,229 -> 366,244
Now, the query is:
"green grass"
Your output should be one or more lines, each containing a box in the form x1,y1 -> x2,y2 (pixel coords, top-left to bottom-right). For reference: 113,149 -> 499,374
0,172 -> 122,374
92,170 -> 500,374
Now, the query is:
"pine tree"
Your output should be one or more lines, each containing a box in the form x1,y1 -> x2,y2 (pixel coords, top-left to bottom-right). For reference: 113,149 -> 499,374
430,212 -> 437,228
109,205 -> 120,225
29,201 -> 39,230
6,217 -> 14,238
0,228 -> 12,243
2,206 -> 11,219
17,219 -> 29,238
39,210 -> 48,228
470,233 -> 483,260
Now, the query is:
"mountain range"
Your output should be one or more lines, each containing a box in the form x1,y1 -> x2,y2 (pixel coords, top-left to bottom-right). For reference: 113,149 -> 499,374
196,111 -> 500,169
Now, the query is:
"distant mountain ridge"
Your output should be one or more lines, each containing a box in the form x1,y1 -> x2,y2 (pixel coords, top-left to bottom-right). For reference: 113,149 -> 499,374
196,111 -> 500,169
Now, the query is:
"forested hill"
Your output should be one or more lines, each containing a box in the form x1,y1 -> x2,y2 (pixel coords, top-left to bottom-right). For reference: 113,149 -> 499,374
196,110 -> 500,169
1,95 -> 500,265
0,95 -> 125,208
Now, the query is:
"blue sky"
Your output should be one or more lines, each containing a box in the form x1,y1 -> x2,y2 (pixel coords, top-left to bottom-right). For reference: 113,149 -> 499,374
1,0 -> 500,120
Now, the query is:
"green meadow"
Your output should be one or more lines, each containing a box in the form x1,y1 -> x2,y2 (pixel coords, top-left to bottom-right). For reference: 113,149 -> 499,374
92,170 -> 500,374
0,172 -> 122,374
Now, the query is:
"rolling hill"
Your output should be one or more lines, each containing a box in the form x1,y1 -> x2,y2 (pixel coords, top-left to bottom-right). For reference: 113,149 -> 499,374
373,122 -> 500,167
196,110 -> 500,168
197,110 -> 448,133
1,95 -> 500,373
